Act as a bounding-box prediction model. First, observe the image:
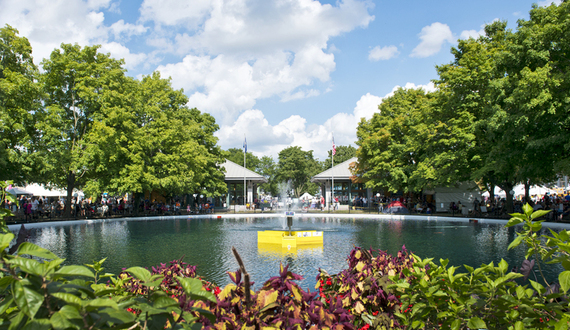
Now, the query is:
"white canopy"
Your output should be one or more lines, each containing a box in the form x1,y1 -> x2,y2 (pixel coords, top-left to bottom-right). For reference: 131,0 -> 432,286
482,184 -> 556,198
25,184 -> 67,197
299,192 -> 314,200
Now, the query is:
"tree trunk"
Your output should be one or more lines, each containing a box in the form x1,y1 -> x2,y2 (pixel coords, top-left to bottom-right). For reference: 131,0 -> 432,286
134,193 -> 143,216
524,180 -> 531,204
500,182 -> 514,214
64,171 -> 75,218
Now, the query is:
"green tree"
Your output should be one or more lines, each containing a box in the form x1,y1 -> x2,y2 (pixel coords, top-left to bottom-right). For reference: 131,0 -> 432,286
322,145 -> 356,169
38,43 -> 130,216
258,155 -> 278,196
355,87 -> 439,194
275,146 -> 320,197
0,25 -> 42,183
435,19 -> 561,212
224,148 -> 261,172
86,72 -> 227,203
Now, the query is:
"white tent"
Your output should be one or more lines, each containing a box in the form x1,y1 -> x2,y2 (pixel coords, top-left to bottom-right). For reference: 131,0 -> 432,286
481,186 -> 507,198
25,184 -> 67,197
299,192 -> 314,201
482,184 -> 556,198
513,184 -> 555,197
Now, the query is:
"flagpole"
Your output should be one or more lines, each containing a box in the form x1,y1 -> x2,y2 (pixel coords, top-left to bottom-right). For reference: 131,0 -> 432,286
244,135 -> 247,208
331,135 -> 336,211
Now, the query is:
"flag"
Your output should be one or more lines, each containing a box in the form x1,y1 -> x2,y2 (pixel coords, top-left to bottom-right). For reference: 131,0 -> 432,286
243,136 -> 247,153
332,136 -> 336,156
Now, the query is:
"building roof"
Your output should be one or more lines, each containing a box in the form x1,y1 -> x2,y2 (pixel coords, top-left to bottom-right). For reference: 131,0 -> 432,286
311,157 -> 357,183
222,159 -> 268,183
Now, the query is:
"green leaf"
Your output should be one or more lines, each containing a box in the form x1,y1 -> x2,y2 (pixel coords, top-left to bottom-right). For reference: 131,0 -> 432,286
498,259 -> 508,274
529,221 -> 543,231
152,295 -> 179,309
54,265 -> 95,279
505,217 -> 524,227
51,292 -> 83,307
50,311 -> 79,330
16,242 -> 59,260
7,258 -> 44,277
0,233 -> 15,251
531,209 -> 551,220
21,318 -> 51,330
12,281 -> 44,319
555,316 -> 569,330
85,298 -> 119,311
0,297 -> 14,315
50,305 -> 82,330
514,321 -> 524,330
176,277 -> 217,303
467,317 -> 486,329
125,266 -> 151,282
559,271 -> 570,293
508,235 -> 524,250
451,319 -> 461,330
96,307 -> 136,325
529,280 -> 545,294
522,204 -> 533,216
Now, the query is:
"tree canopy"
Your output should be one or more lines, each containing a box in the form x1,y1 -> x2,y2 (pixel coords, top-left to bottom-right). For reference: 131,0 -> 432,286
0,25 -> 42,183
354,2 -> 570,213
275,146 -> 320,197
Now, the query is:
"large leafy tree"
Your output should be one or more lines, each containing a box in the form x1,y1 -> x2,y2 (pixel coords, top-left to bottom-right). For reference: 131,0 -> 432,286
0,25 -> 42,183
435,18 -> 562,212
38,43 -> 130,215
86,72 -> 227,201
275,146 -> 320,197
355,88 -> 439,193
500,2 -> 570,176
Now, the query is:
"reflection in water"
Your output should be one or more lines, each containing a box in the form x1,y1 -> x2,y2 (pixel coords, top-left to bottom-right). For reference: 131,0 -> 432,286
24,217 -> 565,290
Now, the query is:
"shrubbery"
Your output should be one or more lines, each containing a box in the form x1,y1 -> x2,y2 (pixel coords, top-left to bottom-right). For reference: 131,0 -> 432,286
1,181 -> 570,329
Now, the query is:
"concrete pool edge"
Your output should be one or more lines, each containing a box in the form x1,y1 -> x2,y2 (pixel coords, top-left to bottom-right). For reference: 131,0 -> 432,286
8,212 -> 570,232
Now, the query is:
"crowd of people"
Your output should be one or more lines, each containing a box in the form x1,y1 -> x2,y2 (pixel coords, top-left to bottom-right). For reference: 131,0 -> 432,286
3,195 -> 217,222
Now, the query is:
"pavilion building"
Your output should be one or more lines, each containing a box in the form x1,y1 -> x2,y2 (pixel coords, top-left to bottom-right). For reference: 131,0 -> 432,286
311,157 -> 372,210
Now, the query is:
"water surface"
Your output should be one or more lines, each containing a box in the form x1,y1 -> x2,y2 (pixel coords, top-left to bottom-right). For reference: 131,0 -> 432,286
20,215 -> 564,290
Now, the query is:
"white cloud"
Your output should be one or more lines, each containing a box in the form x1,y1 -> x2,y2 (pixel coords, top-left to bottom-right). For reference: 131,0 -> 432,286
172,0 -> 374,56
536,0 -> 562,6
368,45 -> 399,61
140,0 -> 212,29
99,42 -> 149,70
0,0 -> 122,65
216,81 -> 435,160
109,20 -> 148,41
151,0 -> 373,123
158,46 -> 336,123
410,22 -> 454,58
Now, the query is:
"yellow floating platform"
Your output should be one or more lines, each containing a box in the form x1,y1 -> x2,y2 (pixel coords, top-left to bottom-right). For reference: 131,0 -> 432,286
258,230 -> 323,250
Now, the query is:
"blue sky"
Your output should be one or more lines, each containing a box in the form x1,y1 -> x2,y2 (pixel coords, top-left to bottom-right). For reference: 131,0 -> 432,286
0,0 -> 561,160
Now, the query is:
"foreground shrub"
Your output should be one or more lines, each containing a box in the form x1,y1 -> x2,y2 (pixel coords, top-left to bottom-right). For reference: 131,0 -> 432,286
317,246 -> 414,330
388,204 -> 570,329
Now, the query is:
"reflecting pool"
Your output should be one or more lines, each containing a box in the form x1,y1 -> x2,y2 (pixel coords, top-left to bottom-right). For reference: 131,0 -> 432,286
16,215 -> 566,291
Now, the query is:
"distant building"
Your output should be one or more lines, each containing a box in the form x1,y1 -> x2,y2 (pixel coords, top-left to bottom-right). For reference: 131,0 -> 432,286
220,159 -> 267,210
311,157 -> 371,210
